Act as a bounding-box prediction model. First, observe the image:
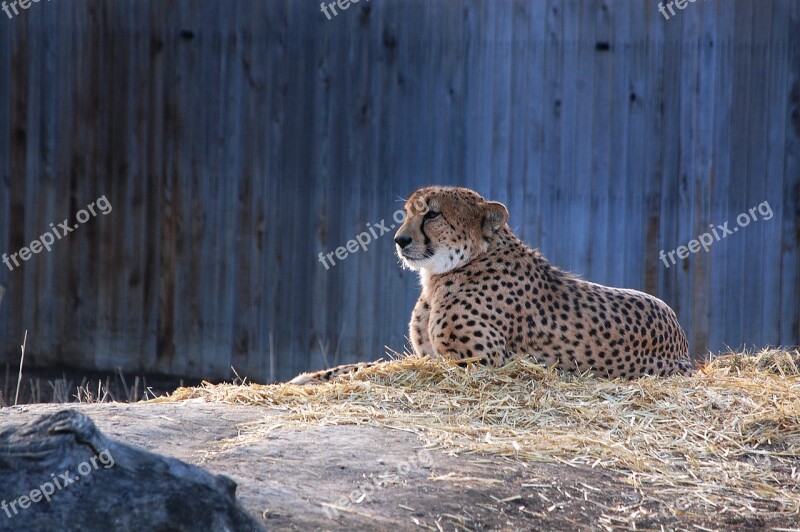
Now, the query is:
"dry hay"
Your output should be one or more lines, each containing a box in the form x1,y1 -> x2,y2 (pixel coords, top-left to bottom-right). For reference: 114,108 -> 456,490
157,348 -> 800,521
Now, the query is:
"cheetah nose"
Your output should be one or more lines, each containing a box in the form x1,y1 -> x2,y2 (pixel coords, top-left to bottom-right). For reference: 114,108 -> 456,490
394,236 -> 413,249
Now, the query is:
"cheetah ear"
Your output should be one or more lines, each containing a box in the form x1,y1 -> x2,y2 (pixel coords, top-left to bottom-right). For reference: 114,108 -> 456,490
481,201 -> 509,234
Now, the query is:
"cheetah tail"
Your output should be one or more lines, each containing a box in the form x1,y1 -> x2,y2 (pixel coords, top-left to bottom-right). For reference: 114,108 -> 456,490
288,360 -> 383,385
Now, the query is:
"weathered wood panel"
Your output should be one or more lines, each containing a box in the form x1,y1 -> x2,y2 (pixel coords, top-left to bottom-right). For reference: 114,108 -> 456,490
0,0 -> 798,383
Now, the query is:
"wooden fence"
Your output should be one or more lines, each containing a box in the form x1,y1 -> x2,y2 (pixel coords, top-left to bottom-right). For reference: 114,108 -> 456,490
0,0 -> 798,382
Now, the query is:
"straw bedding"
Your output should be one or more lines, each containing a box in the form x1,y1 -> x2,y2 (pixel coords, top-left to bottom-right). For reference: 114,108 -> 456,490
160,348 -> 800,521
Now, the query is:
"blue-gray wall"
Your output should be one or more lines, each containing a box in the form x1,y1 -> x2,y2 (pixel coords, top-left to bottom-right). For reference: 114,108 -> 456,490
0,0 -> 798,382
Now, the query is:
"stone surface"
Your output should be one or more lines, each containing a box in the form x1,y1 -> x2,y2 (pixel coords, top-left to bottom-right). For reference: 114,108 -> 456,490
0,402 -> 785,531
0,407 -> 262,532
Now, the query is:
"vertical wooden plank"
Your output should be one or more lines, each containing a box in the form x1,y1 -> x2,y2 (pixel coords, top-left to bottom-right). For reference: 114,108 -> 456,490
390,0 -> 415,354
759,1 -> 787,348
641,0 -> 666,299
234,4 -> 262,378
162,0 -> 184,376
209,0 -> 235,379
657,0 -> 684,318
674,0 -> 701,351
687,0 -> 718,356
0,4 -> 10,346
463,0 -> 494,193
707,2 -> 734,354
505,0 -> 540,244
94,1 -> 136,372
324,2 -> 356,369
723,0 -> 755,350
488,0 -> 512,204
318,2 -> 343,369
176,0 -> 204,378
765,0 -> 794,349
554,0 -> 580,271
225,1 -> 256,379
119,0 -> 152,374
393,0 -> 427,348
427,0 -> 448,193
356,0 -> 381,362
27,2 -> 59,363
538,0 -> 563,263
591,0 -> 615,286
779,0 -> 800,348
261,1 -> 282,379
740,2 -> 774,349
139,0 -> 167,374
8,0 -> 30,364
94,1 -> 117,371
275,0 -> 318,378
49,1 -> 78,368
307,0 -> 336,374
346,0 -> 377,361
243,0 -> 275,380
153,0 -> 177,376
380,0 -> 420,355
440,0 -> 467,186
572,0 -> 595,275
82,2 -> 108,372
19,1 -> 40,364
623,2 -> 647,293
261,0 -> 288,382
518,0 -> 547,246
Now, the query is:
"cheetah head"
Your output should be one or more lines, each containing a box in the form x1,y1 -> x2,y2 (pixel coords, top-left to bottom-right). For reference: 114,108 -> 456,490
394,186 -> 509,275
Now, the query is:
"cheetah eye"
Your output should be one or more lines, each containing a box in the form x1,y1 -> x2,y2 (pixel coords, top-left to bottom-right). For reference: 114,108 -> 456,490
423,211 -> 441,221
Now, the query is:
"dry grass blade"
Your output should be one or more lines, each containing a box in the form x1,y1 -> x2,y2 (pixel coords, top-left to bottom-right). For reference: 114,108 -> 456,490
14,330 -> 28,406
156,348 -> 800,522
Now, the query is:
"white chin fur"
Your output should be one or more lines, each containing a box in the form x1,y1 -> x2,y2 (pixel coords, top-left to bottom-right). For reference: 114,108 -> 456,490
398,254 -> 421,271
402,252 -> 463,275
401,250 -> 465,294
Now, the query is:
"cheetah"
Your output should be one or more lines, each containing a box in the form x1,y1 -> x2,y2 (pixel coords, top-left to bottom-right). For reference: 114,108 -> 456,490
290,186 -> 693,384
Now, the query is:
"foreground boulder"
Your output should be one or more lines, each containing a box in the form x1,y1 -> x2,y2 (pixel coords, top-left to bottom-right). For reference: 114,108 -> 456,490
0,409 -> 263,531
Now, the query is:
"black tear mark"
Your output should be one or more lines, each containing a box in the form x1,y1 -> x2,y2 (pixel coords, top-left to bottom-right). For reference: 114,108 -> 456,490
420,220 -> 431,246
595,42 -> 610,51
180,30 -> 194,41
